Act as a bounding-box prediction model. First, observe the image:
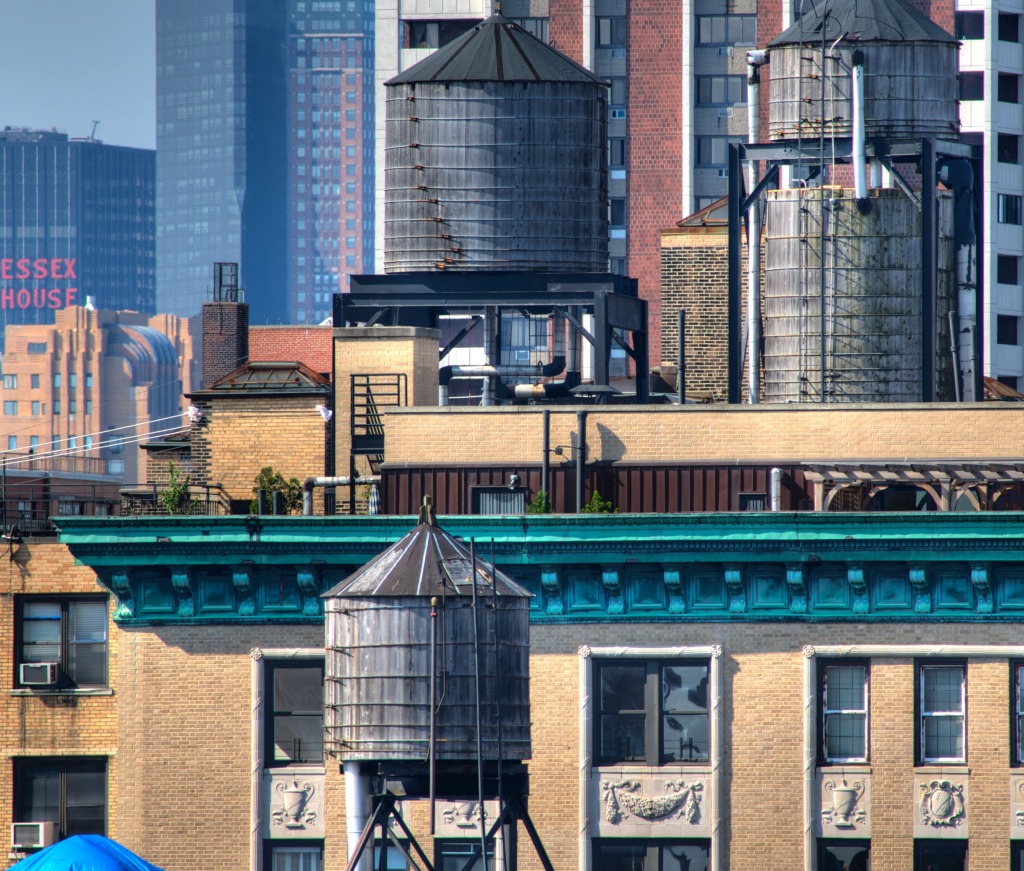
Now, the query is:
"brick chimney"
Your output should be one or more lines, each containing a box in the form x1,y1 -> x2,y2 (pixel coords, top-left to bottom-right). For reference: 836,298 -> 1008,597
202,262 -> 249,388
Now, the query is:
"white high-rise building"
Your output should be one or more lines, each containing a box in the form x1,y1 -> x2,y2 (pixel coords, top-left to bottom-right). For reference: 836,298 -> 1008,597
957,0 -> 1024,388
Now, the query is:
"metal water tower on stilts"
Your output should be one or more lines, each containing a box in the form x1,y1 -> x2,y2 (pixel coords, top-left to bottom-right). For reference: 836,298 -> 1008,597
727,0 -> 982,405
323,498 -> 552,871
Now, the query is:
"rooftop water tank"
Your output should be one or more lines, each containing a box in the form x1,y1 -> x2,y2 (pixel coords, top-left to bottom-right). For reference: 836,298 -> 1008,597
767,0 -> 958,142
762,187 -> 955,402
384,16 -> 609,273
323,501 -> 532,764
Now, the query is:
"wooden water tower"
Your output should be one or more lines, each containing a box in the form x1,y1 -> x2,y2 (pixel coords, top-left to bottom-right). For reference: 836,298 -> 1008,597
323,498 -> 552,871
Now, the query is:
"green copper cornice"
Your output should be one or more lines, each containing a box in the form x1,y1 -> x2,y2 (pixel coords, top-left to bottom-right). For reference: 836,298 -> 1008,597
54,512 -> 1024,626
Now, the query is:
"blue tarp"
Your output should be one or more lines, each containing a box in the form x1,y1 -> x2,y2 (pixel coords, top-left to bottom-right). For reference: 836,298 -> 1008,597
10,835 -> 166,871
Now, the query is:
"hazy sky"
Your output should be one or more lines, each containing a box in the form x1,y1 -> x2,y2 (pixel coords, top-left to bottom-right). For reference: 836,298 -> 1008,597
0,0 -> 156,150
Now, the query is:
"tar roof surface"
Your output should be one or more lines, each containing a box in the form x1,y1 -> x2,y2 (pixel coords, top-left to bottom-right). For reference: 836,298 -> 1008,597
388,14 -> 606,84
768,0 -> 957,46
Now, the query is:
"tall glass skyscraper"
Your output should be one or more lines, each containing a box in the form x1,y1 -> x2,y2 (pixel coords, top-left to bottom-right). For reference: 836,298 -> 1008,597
157,0 -> 375,327
156,0 -> 288,324
0,128 -> 155,346
287,0 -> 375,324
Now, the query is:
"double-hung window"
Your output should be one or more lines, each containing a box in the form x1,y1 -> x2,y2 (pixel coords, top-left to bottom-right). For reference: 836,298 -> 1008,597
14,757 -> 106,838
596,659 -> 709,765
919,663 -> 966,763
820,661 -> 869,763
592,840 -> 710,870
1014,663 -> 1024,765
17,597 -> 108,688
266,660 -> 325,766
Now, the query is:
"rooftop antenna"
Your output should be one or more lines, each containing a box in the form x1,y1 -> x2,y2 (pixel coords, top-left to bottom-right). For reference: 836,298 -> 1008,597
89,121 -> 100,141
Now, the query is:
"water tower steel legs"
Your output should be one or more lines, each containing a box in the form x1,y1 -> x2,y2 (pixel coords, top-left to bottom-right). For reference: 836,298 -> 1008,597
344,794 -> 556,871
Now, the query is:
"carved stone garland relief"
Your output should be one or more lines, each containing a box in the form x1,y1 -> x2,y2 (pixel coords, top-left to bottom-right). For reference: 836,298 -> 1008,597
592,774 -> 709,837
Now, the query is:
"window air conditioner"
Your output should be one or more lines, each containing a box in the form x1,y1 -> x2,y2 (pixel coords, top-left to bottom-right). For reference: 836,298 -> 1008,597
718,107 -> 734,118
719,46 -> 734,57
718,168 -> 729,179
11,822 -> 58,850
19,662 -> 58,687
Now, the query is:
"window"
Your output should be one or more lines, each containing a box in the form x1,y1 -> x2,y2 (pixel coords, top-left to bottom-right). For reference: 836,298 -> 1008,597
17,598 -> 108,688
471,487 -> 525,515
2,374 -> 16,389
609,77 -> 626,105
609,138 -> 626,168
955,11 -> 984,39
998,315 -> 1020,346
596,659 -> 709,765
819,841 -> 869,871
29,436 -> 38,450
31,374 -> 39,389
84,372 -> 92,388
999,134 -> 1021,164
1000,12 -> 1020,43
53,373 -> 61,389
697,75 -> 746,106
610,199 -> 626,228
1000,73 -> 1020,103
437,840 -> 494,871
697,14 -> 756,45
592,840 -> 709,871
596,17 -> 626,47
1000,194 -> 1023,225
7,436 -> 15,451
512,17 -> 548,42
4,401 -> 17,415
53,400 -> 61,415
959,72 -> 983,102
27,343 -> 46,354
266,660 -> 324,766
999,375 -> 1020,391
999,256 -> 1021,286
697,136 -> 744,167
69,373 -> 76,389
918,663 -> 965,763
31,401 -> 39,416
915,840 -> 965,871
820,662 -> 868,763
13,758 -> 106,838
268,843 -> 323,871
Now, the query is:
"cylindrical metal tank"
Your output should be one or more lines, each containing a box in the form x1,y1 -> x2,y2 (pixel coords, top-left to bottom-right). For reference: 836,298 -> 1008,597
766,0 -> 958,141
762,187 -> 954,402
325,594 -> 531,762
384,17 -> 608,272
323,504 -> 532,764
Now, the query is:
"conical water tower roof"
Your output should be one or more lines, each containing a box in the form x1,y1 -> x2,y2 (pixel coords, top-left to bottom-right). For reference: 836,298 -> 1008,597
768,0 -> 957,46
388,14 -> 606,84
322,498 -> 532,598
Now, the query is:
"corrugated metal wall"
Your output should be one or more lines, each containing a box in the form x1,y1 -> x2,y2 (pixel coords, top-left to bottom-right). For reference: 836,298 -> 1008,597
381,463 -> 810,514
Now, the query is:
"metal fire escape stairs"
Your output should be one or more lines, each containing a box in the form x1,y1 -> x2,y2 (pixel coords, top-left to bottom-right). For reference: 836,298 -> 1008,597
349,374 -> 408,509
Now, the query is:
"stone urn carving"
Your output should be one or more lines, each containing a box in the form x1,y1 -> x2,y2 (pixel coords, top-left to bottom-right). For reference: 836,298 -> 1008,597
274,779 -> 316,829
822,779 -> 866,828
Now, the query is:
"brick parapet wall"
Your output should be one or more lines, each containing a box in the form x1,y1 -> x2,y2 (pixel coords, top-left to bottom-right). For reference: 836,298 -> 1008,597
381,403 -> 1024,465
249,326 -> 334,375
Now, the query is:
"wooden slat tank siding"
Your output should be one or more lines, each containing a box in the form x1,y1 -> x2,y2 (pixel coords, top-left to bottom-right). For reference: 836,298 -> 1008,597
767,42 -> 958,142
324,596 -> 531,763
384,81 -> 608,272
381,463 -> 812,515
762,188 -> 955,403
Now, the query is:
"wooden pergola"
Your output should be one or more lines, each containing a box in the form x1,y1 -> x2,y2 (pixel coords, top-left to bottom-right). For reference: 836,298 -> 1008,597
802,461 -> 1024,512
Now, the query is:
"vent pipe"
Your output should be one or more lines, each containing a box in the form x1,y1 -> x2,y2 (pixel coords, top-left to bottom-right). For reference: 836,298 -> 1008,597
851,50 -> 870,210
746,50 -> 769,404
